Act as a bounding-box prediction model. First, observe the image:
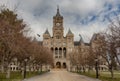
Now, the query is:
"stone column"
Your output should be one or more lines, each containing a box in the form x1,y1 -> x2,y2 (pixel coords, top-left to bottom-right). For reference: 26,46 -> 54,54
53,48 -> 56,68
53,48 -> 55,58
62,48 -> 64,58
57,48 -> 60,58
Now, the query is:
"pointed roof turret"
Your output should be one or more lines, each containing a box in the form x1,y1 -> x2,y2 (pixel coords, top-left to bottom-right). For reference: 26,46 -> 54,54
44,28 -> 50,35
43,28 -> 51,38
67,28 -> 73,34
66,28 -> 74,37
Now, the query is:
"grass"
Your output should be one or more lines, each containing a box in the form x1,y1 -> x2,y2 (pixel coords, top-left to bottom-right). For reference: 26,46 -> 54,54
0,71 -> 46,81
77,71 -> 120,81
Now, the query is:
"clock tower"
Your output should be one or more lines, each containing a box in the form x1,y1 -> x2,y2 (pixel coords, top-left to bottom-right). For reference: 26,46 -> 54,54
43,6 -> 75,70
53,6 -> 64,40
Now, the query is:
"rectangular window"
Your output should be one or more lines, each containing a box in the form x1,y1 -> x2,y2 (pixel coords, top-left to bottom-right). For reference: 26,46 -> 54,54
55,56 -> 58,58
59,56 -> 62,58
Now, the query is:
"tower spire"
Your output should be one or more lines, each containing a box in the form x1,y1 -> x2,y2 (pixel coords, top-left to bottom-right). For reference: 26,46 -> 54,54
57,5 -> 59,13
56,5 -> 60,16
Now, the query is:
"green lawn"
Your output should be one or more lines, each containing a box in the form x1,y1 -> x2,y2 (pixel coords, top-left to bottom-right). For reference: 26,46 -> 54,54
0,71 -> 46,81
77,71 -> 120,81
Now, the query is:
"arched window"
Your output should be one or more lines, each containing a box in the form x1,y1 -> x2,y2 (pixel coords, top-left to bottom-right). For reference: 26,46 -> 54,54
59,48 -> 62,58
55,47 -> 58,55
63,47 -> 66,58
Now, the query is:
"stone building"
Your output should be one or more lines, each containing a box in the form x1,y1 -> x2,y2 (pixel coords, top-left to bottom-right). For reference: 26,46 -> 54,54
43,7 -> 74,70
42,7 -> 90,70
42,7 -> 109,71
5,8 -> 107,72
0,8 -> 109,72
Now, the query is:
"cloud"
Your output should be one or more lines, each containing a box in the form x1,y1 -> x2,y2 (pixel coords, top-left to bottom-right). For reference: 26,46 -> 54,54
0,0 -> 120,42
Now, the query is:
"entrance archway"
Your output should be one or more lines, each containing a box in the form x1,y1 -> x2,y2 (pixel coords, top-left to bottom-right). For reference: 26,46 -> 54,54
63,62 -> 66,68
56,62 -> 61,68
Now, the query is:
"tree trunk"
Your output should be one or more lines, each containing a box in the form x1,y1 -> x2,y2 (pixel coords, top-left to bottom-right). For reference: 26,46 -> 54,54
110,68 -> 114,79
40,64 -> 42,72
76,65 -> 78,72
6,64 -> 10,79
83,66 -> 85,73
79,67 -> 82,72
78,67 -> 80,72
1,65 -> 4,73
1,56 -> 5,73
109,64 -> 114,79
45,64 -> 47,71
29,65 -> 31,74
88,66 -> 90,73
21,67 -> 24,76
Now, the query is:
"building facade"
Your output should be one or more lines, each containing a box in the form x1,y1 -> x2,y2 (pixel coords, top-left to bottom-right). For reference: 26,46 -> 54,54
1,8 -> 109,72
43,7 -> 74,69
42,7 -> 109,71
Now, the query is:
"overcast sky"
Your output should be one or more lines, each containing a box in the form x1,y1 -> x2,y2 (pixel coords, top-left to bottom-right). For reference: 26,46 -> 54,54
0,0 -> 120,42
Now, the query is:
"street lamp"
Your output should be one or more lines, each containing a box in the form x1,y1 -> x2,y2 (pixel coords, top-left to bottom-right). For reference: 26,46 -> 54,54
95,57 -> 99,79
23,58 -> 28,79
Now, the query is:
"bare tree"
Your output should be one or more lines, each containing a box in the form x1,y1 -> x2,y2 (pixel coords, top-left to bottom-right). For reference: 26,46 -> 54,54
69,50 -> 78,72
93,33 -> 117,79
0,8 -> 27,78
0,7 -> 53,79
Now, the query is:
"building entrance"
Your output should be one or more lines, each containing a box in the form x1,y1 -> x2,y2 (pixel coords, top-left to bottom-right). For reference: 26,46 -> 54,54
56,62 -> 61,68
63,62 -> 66,68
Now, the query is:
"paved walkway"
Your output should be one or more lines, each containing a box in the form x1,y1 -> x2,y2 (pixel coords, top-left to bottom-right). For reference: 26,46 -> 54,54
23,70 -> 101,81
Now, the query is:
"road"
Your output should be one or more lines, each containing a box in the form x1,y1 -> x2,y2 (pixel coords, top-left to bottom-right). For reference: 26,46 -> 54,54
23,70 -> 101,81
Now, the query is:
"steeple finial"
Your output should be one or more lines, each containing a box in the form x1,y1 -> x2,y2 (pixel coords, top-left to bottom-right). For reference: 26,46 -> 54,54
56,5 -> 60,16
57,5 -> 59,10
57,5 -> 59,12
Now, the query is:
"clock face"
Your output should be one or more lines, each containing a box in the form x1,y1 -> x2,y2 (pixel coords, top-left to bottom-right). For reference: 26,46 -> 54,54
56,23 -> 60,26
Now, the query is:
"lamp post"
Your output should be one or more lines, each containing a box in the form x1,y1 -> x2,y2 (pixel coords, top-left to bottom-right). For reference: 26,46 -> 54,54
23,58 -> 28,79
37,34 -> 41,45
95,57 -> 99,79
